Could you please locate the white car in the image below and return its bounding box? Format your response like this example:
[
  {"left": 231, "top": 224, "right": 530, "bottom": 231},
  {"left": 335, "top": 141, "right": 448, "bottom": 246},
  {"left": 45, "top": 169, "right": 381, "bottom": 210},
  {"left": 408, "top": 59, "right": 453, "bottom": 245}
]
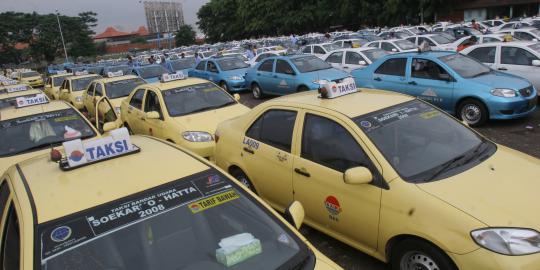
[
  {"left": 461, "top": 41, "right": 540, "bottom": 93},
  {"left": 406, "top": 34, "right": 457, "bottom": 51},
  {"left": 363, "top": 39, "right": 417, "bottom": 53},
  {"left": 492, "top": 21, "right": 533, "bottom": 32},
  {"left": 332, "top": 39, "right": 365, "bottom": 48},
  {"left": 482, "top": 19, "right": 505, "bottom": 28},
  {"left": 497, "top": 27, "right": 540, "bottom": 42},
  {"left": 322, "top": 48, "right": 389, "bottom": 72},
  {"left": 301, "top": 43, "right": 341, "bottom": 59},
  {"left": 247, "top": 52, "right": 279, "bottom": 67}
]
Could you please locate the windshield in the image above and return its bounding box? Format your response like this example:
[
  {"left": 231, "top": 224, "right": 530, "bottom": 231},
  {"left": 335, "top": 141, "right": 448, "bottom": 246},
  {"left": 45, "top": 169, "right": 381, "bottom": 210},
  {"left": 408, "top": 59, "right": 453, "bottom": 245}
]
[
  {"left": 163, "top": 83, "right": 236, "bottom": 117},
  {"left": 439, "top": 54, "right": 491, "bottom": 78},
  {"left": 408, "top": 28, "right": 421, "bottom": 34},
  {"left": 292, "top": 56, "right": 331, "bottom": 73},
  {"left": 138, "top": 65, "right": 168, "bottom": 79},
  {"left": 227, "top": 54, "right": 248, "bottom": 61},
  {"left": 395, "top": 40, "right": 416, "bottom": 50},
  {"left": 217, "top": 58, "right": 249, "bottom": 71},
  {"left": 529, "top": 43, "right": 540, "bottom": 54},
  {"left": 354, "top": 100, "right": 494, "bottom": 182},
  {"left": 21, "top": 71, "right": 40, "bottom": 78},
  {"left": 0, "top": 109, "right": 96, "bottom": 157},
  {"left": 105, "top": 78, "right": 145, "bottom": 99},
  {"left": 363, "top": 49, "right": 389, "bottom": 62},
  {"left": 431, "top": 35, "right": 452, "bottom": 44},
  {"left": 52, "top": 75, "right": 70, "bottom": 87},
  {"left": 72, "top": 76, "right": 100, "bottom": 91},
  {"left": 170, "top": 58, "right": 195, "bottom": 71},
  {"left": 322, "top": 44, "right": 341, "bottom": 52},
  {"left": 38, "top": 170, "right": 310, "bottom": 270}
]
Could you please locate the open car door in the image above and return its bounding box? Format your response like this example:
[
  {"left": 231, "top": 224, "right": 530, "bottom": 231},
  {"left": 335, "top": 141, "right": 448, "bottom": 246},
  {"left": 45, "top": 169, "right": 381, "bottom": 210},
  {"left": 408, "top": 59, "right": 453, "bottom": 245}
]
[{"left": 94, "top": 96, "right": 122, "bottom": 134}]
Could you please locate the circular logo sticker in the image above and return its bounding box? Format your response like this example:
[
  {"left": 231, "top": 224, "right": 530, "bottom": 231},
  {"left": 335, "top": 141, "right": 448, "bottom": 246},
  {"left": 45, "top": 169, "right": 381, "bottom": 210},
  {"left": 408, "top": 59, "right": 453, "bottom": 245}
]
[
  {"left": 360, "top": 121, "right": 372, "bottom": 128},
  {"left": 324, "top": 196, "right": 342, "bottom": 216},
  {"left": 51, "top": 226, "right": 72, "bottom": 242},
  {"left": 69, "top": 150, "right": 84, "bottom": 162}
]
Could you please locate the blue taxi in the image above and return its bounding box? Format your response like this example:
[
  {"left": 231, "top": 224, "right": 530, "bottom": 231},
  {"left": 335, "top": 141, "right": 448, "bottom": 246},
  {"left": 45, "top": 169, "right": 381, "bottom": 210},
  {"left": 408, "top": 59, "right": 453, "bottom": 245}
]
[
  {"left": 188, "top": 56, "right": 249, "bottom": 92},
  {"left": 244, "top": 54, "right": 349, "bottom": 99},
  {"left": 351, "top": 51, "right": 537, "bottom": 126}
]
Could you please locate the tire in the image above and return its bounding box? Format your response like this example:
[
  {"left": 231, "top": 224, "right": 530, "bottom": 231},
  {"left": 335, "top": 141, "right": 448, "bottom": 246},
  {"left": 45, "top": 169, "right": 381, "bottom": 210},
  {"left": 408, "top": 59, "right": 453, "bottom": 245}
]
[
  {"left": 219, "top": 81, "right": 229, "bottom": 92},
  {"left": 391, "top": 238, "right": 457, "bottom": 270},
  {"left": 457, "top": 99, "right": 488, "bottom": 127},
  {"left": 251, "top": 83, "right": 264, "bottom": 99},
  {"left": 231, "top": 169, "right": 257, "bottom": 194},
  {"left": 297, "top": 86, "right": 309, "bottom": 92}
]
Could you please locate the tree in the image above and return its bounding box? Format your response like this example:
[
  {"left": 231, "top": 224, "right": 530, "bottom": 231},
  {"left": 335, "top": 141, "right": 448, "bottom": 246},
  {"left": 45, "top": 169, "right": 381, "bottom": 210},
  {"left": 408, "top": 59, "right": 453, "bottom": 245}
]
[
  {"left": 130, "top": 36, "right": 148, "bottom": 44},
  {"left": 175, "top": 24, "right": 196, "bottom": 46}
]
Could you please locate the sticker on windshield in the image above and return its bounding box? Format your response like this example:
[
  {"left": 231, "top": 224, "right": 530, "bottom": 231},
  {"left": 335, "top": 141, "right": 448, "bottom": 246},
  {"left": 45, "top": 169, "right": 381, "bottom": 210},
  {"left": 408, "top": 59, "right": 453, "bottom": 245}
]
[
  {"left": 50, "top": 226, "right": 72, "bottom": 242},
  {"left": 420, "top": 110, "right": 440, "bottom": 120},
  {"left": 357, "top": 101, "right": 437, "bottom": 133},
  {"left": 189, "top": 190, "right": 240, "bottom": 214}
]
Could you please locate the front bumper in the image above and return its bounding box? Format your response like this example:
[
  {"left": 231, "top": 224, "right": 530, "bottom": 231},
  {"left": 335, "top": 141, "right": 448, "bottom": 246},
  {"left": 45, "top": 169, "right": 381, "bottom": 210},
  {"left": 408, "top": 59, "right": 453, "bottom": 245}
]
[
  {"left": 451, "top": 247, "right": 540, "bottom": 270},
  {"left": 27, "top": 80, "right": 44, "bottom": 88},
  {"left": 488, "top": 95, "right": 537, "bottom": 120},
  {"left": 182, "top": 140, "right": 216, "bottom": 161},
  {"left": 226, "top": 80, "right": 247, "bottom": 92}
]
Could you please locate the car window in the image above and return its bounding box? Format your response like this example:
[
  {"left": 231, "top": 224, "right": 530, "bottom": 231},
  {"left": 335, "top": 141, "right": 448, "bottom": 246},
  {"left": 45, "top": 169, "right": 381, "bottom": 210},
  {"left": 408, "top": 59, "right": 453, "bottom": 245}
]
[
  {"left": 0, "top": 204, "right": 20, "bottom": 270},
  {"left": 313, "top": 46, "right": 325, "bottom": 54},
  {"left": 195, "top": 61, "right": 205, "bottom": 71},
  {"left": 501, "top": 23, "right": 514, "bottom": 30},
  {"left": 144, "top": 90, "right": 162, "bottom": 117},
  {"left": 104, "top": 78, "right": 145, "bottom": 99},
  {"left": 367, "top": 42, "right": 379, "bottom": 48},
  {"left": 301, "top": 114, "right": 371, "bottom": 172},
  {"left": 406, "top": 37, "right": 416, "bottom": 44},
  {"left": 411, "top": 58, "right": 450, "bottom": 80},
  {"left": 345, "top": 52, "right": 366, "bottom": 65},
  {"left": 375, "top": 58, "right": 407, "bottom": 76},
  {"left": 420, "top": 37, "right": 437, "bottom": 46},
  {"left": 94, "top": 83, "right": 103, "bottom": 96},
  {"left": 467, "top": 47, "right": 496, "bottom": 63},
  {"left": 207, "top": 61, "right": 218, "bottom": 73},
  {"left": 482, "top": 37, "right": 499, "bottom": 43},
  {"left": 86, "top": 82, "right": 95, "bottom": 96},
  {"left": 302, "top": 46, "right": 311, "bottom": 53},
  {"left": 255, "top": 53, "right": 274, "bottom": 62},
  {"left": 326, "top": 51, "right": 344, "bottom": 64},
  {"left": 129, "top": 89, "right": 145, "bottom": 110},
  {"left": 258, "top": 59, "right": 274, "bottom": 72},
  {"left": 501, "top": 47, "right": 539, "bottom": 66},
  {"left": 515, "top": 32, "right": 535, "bottom": 41},
  {"left": 275, "top": 60, "right": 295, "bottom": 75},
  {"left": 246, "top": 110, "right": 297, "bottom": 152},
  {"left": 493, "top": 21, "right": 503, "bottom": 26},
  {"left": 65, "top": 80, "right": 71, "bottom": 91},
  {"left": 73, "top": 76, "right": 100, "bottom": 92},
  {"left": 217, "top": 58, "right": 249, "bottom": 71},
  {"left": 381, "top": 42, "right": 397, "bottom": 52}
]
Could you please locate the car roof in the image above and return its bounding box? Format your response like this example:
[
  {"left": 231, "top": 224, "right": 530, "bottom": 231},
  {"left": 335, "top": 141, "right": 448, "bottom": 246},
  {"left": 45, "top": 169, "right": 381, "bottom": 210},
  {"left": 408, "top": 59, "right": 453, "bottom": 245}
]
[
  {"left": 468, "top": 41, "right": 537, "bottom": 47},
  {"left": 391, "top": 50, "right": 454, "bottom": 58},
  {"left": 13, "top": 136, "right": 211, "bottom": 223},
  {"left": 268, "top": 89, "right": 414, "bottom": 118},
  {"left": 66, "top": 74, "right": 101, "bottom": 81},
  {"left": 151, "top": 77, "right": 212, "bottom": 91},
  {"left": 94, "top": 74, "right": 139, "bottom": 83},
  {"left": 49, "top": 73, "right": 73, "bottom": 78},
  {"left": 0, "top": 89, "right": 43, "bottom": 100},
  {"left": 0, "top": 100, "right": 72, "bottom": 121}
]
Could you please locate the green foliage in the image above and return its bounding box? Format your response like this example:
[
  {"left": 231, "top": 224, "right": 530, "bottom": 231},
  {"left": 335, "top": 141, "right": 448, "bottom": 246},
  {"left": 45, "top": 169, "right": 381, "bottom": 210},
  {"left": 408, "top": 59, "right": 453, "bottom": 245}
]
[
  {"left": 130, "top": 36, "right": 148, "bottom": 44},
  {"left": 175, "top": 24, "right": 197, "bottom": 46},
  {"left": 197, "top": 0, "right": 456, "bottom": 42}
]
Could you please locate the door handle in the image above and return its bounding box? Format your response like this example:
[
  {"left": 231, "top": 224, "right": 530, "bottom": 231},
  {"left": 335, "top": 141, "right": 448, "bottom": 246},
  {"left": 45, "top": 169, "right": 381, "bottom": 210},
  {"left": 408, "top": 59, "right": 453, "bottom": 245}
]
[
  {"left": 294, "top": 168, "right": 310, "bottom": 177},
  {"left": 140, "top": 117, "right": 145, "bottom": 121},
  {"left": 243, "top": 147, "right": 254, "bottom": 154},
  {"left": 408, "top": 81, "right": 417, "bottom": 85},
  {"left": 374, "top": 77, "right": 382, "bottom": 81},
  {"left": 498, "top": 67, "right": 508, "bottom": 71}
]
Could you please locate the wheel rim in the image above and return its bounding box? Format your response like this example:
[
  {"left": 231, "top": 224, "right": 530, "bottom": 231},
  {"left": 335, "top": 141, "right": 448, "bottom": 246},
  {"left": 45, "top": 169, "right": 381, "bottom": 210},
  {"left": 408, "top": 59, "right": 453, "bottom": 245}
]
[
  {"left": 461, "top": 104, "right": 481, "bottom": 125},
  {"left": 400, "top": 251, "right": 440, "bottom": 270},
  {"left": 238, "top": 176, "right": 252, "bottom": 190},
  {"left": 252, "top": 85, "right": 261, "bottom": 98}
]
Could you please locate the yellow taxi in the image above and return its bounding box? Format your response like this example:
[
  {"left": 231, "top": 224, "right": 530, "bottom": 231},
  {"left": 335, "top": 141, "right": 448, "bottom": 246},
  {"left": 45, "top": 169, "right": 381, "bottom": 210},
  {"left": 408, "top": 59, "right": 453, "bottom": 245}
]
[
  {"left": 43, "top": 71, "right": 72, "bottom": 100},
  {"left": 0, "top": 86, "right": 46, "bottom": 110},
  {"left": 0, "top": 96, "right": 101, "bottom": 175},
  {"left": 17, "top": 69, "right": 44, "bottom": 88},
  {"left": 57, "top": 72, "right": 102, "bottom": 110},
  {"left": 214, "top": 79, "right": 540, "bottom": 270},
  {"left": 120, "top": 73, "right": 249, "bottom": 160},
  {"left": 0, "top": 129, "right": 341, "bottom": 270},
  {"left": 82, "top": 71, "right": 144, "bottom": 117}
]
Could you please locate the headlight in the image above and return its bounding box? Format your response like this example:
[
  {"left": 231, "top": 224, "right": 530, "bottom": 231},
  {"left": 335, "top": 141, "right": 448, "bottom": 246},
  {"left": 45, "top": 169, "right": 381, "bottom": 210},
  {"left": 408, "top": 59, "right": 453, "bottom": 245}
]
[
  {"left": 491, "top": 88, "right": 517, "bottom": 98},
  {"left": 182, "top": 131, "right": 213, "bottom": 142},
  {"left": 229, "top": 76, "right": 243, "bottom": 80},
  {"left": 115, "top": 107, "right": 121, "bottom": 114},
  {"left": 75, "top": 96, "right": 83, "bottom": 102},
  {"left": 312, "top": 79, "right": 328, "bottom": 85},
  {"left": 471, "top": 228, "right": 540, "bottom": 255}
]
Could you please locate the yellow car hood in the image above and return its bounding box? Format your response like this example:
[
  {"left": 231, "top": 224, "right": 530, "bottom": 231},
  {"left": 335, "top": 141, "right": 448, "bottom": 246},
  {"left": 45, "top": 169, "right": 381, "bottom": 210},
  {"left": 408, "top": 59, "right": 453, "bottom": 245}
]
[
  {"left": 172, "top": 103, "right": 249, "bottom": 133},
  {"left": 0, "top": 149, "right": 50, "bottom": 175},
  {"left": 417, "top": 145, "right": 540, "bottom": 229}
]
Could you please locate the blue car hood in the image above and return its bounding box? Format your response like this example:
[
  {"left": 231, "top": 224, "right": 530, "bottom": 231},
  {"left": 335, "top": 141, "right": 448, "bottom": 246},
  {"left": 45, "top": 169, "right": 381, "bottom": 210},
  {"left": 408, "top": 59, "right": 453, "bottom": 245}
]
[
  {"left": 222, "top": 68, "right": 249, "bottom": 77},
  {"left": 468, "top": 71, "right": 530, "bottom": 90},
  {"left": 305, "top": 68, "right": 349, "bottom": 81}
]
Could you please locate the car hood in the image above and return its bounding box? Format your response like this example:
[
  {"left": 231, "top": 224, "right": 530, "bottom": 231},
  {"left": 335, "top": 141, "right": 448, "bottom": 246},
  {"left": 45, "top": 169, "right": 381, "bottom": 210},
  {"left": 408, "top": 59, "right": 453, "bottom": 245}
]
[
  {"left": 172, "top": 103, "right": 249, "bottom": 133},
  {"left": 221, "top": 68, "right": 249, "bottom": 78},
  {"left": 304, "top": 68, "right": 349, "bottom": 81},
  {"left": 467, "top": 71, "right": 530, "bottom": 90},
  {"left": 417, "top": 146, "right": 540, "bottom": 229}
]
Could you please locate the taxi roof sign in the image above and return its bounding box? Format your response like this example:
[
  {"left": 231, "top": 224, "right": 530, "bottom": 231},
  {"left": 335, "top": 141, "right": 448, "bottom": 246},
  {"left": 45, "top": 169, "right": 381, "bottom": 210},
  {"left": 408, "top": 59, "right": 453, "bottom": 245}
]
[
  {"left": 15, "top": 94, "right": 48, "bottom": 108},
  {"left": 74, "top": 70, "right": 89, "bottom": 76},
  {"left": 55, "top": 70, "right": 68, "bottom": 75},
  {"left": 1, "top": 80, "right": 18, "bottom": 86},
  {"left": 107, "top": 70, "right": 124, "bottom": 78},
  {"left": 318, "top": 77, "right": 358, "bottom": 99},
  {"left": 5, "top": 84, "right": 29, "bottom": 93},
  {"left": 161, "top": 72, "right": 187, "bottom": 83}
]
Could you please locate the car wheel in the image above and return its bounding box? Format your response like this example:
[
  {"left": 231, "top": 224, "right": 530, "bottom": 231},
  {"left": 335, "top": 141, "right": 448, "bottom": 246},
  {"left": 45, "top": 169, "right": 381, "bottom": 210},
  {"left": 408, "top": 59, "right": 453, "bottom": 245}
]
[
  {"left": 251, "top": 83, "right": 264, "bottom": 99},
  {"left": 220, "top": 81, "right": 229, "bottom": 92},
  {"left": 391, "top": 238, "right": 457, "bottom": 270},
  {"left": 297, "top": 86, "right": 309, "bottom": 92},
  {"left": 457, "top": 99, "right": 488, "bottom": 127},
  {"left": 231, "top": 169, "right": 257, "bottom": 194}
]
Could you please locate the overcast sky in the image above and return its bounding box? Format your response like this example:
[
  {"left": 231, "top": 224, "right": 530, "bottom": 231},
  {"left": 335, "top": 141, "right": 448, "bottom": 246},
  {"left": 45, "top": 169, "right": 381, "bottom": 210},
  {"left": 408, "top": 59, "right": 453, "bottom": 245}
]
[{"left": 0, "top": 0, "right": 209, "bottom": 33}]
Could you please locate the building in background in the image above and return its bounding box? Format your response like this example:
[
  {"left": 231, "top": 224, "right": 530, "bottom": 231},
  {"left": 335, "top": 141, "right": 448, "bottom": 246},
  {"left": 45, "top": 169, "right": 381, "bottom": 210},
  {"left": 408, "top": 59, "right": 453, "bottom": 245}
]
[
  {"left": 440, "top": 0, "right": 540, "bottom": 22},
  {"left": 144, "top": 1, "right": 184, "bottom": 34}
]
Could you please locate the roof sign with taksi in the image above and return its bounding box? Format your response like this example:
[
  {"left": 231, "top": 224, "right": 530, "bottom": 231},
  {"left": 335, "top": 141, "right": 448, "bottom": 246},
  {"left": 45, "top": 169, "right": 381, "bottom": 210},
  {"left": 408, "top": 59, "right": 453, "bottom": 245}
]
[
  {"left": 319, "top": 77, "right": 358, "bottom": 99},
  {"left": 6, "top": 84, "right": 29, "bottom": 93},
  {"left": 161, "top": 71, "right": 187, "bottom": 83},
  {"left": 15, "top": 94, "right": 48, "bottom": 108},
  {"left": 1, "top": 80, "right": 18, "bottom": 86},
  {"left": 55, "top": 70, "right": 68, "bottom": 75},
  {"left": 74, "top": 70, "right": 89, "bottom": 76},
  {"left": 107, "top": 70, "right": 124, "bottom": 78}
]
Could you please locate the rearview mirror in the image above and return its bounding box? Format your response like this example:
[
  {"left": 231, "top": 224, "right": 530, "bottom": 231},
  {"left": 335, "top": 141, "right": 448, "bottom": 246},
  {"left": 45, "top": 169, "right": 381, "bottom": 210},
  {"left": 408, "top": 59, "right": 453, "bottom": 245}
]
[
  {"left": 233, "top": 93, "right": 241, "bottom": 101},
  {"left": 344, "top": 167, "right": 372, "bottom": 185},
  {"left": 532, "top": 60, "right": 540, "bottom": 67},
  {"left": 146, "top": 111, "right": 160, "bottom": 119},
  {"left": 102, "top": 122, "right": 118, "bottom": 133},
  {"left": 359, "top": 60, "right": 367, "bottom": 66},
  {"left": 284, "top": 201, "right": 305, "bottom": 230}
]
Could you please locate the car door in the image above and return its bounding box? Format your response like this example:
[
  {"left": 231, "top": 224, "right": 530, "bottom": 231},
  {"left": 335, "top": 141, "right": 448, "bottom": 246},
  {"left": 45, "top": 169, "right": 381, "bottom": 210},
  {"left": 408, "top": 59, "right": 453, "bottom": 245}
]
[
  {"left": 344, "top": 51, "right": 368, "bottom": 71},
  {"left": 240, "top": 108, "right": 297, "bottom": 211},
  {"left": 465, "top": 46, "right": 497, "bottom": 68},
  {"left": 125, "top": 88, "right": 146, "bottom": 134},
  {"left": 371, "top": 57, "right": 408, "bottom": 92},
  {"left": 255, "top": 59, "right": 275, "bottom": 92},
  {"left": 87, "top": 83, "right": 104, "bottom": 116},
  {"left": 325, "top": 51, "right": 345, "bottom": 70},
  {"left": 292, "top": 112, "right": 381, "bottom": 252},
  {"left": 0, "top": 180, "right": 22, "bottom": 270},
  {"left": 191, "top": 60, "right": 207, "bottom": 79},
  {"left": 206, "top": 61, "right": 220, "bottom": 83},
  {"left": 271, "top": 60, "right": 296, "bottom": 94},
  {"left": 140, "top": 89, "right": 165, "bottom": 137},
  {"left": 497, "top": 46, "right": 540, "bottom": 90},
  {"left": 302, "top": 46, "right": 312, "bottom": 54},
  {"left": 83, "top": 82, "right": 96, "bottom": 112},
  {"left": 94, "top": 96, "right": 121, "bottom": 134},
  {"left": 408, "top": 58, "right": 455, "bottom": 111}
]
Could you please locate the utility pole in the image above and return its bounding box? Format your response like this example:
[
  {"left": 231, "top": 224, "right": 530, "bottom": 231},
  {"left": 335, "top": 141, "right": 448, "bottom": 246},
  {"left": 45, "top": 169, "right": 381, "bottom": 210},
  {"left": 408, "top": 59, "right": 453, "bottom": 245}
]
[{"left": 55, "top": 10, "right": 69, "bottom": 63}]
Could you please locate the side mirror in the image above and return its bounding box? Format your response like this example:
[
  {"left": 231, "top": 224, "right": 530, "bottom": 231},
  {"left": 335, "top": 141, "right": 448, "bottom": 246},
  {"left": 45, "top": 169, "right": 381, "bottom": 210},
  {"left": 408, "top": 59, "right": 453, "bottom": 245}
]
[
  {"left": 233, "top": 93, "right": 241, "bottom": 101},
  {"left": 146, "top": 111, "right": 160, "bottom": 119},
  {"left": 343, "top": 167, "right": 373, "bottom": 185},
  {"left": 532, "top": 60, "right": 540, "bottom": 67},
  {"left": 533, "top": 38, "right": 539, "bottom": 42},
  {"left": 284, "top": 201, "right": 305, "bottom": 230},
  {"left": 359, "top": 60, "right": 367, "bottom": 66},
  {"left": 102, "top": 122, "right": 118, "bottom": 133}
]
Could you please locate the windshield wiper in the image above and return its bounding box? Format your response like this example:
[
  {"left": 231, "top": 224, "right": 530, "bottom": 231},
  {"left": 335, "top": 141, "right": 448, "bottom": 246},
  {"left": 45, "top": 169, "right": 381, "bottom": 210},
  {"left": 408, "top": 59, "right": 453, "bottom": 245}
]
[{"left": 424, "top": 154, "right": 467, "bottom": 182}]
